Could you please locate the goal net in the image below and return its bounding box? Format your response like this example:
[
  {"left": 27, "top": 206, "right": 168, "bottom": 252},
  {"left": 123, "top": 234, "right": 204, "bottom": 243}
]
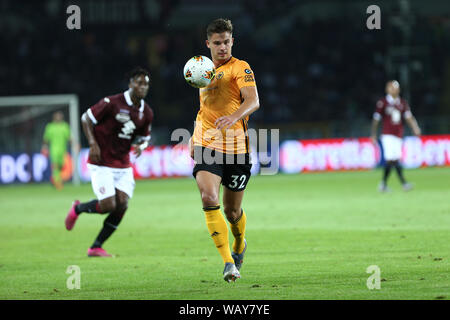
[{"left": 0, "top": 95, "right": 81, "bottom": 185}]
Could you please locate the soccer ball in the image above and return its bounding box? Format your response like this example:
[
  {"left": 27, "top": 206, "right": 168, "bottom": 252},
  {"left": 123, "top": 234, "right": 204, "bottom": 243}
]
[{"left": 183, "top": 55, "right": 215, "bottom": 88}]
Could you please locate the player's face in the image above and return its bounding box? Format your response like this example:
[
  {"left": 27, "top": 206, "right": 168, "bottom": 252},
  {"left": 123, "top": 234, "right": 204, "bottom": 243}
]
[
  {"left": 130, "top": 75, "right": 150, "bottom": 99},
  {"left": 53, "top": 111, "right": 64, "bottom": 122},
  {"left": 386, "top": 81, "right": 400, "bottom": 97},
  {"left": 206, "top": 32, "right": 234, "bottom": 63}
]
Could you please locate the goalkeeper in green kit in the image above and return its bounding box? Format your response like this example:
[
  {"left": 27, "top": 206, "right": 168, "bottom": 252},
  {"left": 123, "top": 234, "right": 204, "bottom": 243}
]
[{"left": 41, "top": 111, "right": 72, "bottom": 190}]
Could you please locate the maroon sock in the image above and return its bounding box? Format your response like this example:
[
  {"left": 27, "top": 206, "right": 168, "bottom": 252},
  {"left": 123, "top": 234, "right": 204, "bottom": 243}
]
[
  {"left": 91, "top": 212, "right": 124, "bottom": 248},
  {"left": 75, "top": 200, "right": 102, "bottom": 215}
]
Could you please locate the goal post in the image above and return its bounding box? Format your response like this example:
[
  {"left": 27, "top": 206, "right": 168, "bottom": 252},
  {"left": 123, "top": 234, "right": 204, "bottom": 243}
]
[{"left": 0, "top": 94, "right": 81, "bottom": 185}]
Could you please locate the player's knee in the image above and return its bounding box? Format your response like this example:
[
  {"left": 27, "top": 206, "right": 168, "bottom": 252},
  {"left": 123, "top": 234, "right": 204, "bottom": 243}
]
[
  {"left": 100, "top": 198, "right": 117, "bottom": 213},
  {"left": 201, "top": 192, "right": 219, "bottom": 207},
  {"left": 224, "top": 206, "right": 241, "bottom": 222}
]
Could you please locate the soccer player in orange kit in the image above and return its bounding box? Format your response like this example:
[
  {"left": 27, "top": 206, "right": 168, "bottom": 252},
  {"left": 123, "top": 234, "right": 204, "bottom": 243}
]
[{"left": 190, "top": 18, "right": 260, "bottom": 282}]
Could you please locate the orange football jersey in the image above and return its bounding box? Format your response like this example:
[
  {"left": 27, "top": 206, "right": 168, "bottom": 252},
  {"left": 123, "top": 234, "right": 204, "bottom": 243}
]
[{"left": 193, "top": 56, "right": 256, "bottom": 154}]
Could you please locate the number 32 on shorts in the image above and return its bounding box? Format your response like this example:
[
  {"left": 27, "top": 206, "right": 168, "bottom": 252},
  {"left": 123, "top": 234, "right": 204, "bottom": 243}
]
[{"left": 228, "top": 175, "right": 247, "bottom": 190}]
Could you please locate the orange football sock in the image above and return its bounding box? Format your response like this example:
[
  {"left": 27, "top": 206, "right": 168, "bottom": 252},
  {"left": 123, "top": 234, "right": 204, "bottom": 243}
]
[
  {"left": 204, "top": 205, "right": 234, "bottom": 264},
  {"left": 229, "top": 209, "right": 247, "bottom": 254}
]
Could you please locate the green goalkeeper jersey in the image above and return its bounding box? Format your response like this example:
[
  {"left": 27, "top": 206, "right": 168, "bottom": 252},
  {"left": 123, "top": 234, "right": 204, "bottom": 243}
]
[{"left": 43, "top": 122, "right": 71, "bottom": 163}]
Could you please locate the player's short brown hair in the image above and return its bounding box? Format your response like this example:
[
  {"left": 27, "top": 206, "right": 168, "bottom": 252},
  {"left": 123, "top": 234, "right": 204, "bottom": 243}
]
[{"left": 207, "top": 18, "right": 233, "bottom": 38}]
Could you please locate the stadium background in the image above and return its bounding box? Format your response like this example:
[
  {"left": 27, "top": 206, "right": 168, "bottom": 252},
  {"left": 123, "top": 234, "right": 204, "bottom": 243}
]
[
  {"left": 1, "top": 0, "right": 450, "bottom": 302},
  {"left": 1, "top": 0, "right": 449, "bottom": 184},
  {"left": 1, "top": 0, "right": 449, "bottom": 153}
]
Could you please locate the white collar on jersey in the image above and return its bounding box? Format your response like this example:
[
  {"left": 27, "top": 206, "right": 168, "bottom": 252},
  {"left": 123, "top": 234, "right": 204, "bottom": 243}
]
[
  {"left": 386, "top": 94, "right": 400, "bottom": 105},
  {"left": 124, "top": 89, "right": 145, "bottom": 112}
]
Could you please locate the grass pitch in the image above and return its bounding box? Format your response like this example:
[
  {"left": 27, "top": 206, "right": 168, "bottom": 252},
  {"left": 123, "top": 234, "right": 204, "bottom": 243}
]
[{"left": 0, "top": 167, "right": 449, "bottom": 300}]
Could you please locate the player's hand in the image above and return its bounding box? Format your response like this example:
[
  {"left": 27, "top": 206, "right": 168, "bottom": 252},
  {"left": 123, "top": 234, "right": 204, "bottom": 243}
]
[
  {"left": 215, "top": 114, "right": 239, "bottom": 131},
  {"left": 40, "top": 145, "right": 49, "bottom": 157},
  {"left": 133, "top": 142, "right": 149, "bottom": 158},
  {"left": 189, "top": 137, "right": 194, "bottom": 159},
  {"left": 414, "top": 128, "right": 422, "bottom": 137},
  {"left": 370, "top": 135, "right": 378, "bottom": 145},
  {"left": 89, "top": 143, "right": 101, "bottom": 163},
  {"left": 132, "top": 144, "right": 143, "bottom": 158}
]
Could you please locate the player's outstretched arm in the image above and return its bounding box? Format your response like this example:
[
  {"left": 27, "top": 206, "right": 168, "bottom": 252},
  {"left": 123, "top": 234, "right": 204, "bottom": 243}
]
[
  {"left": 81, "top": 112, "right": 101, "bottom": 162},
  {"left": 215, "top": 86, "right": 260, "bottom": 130}
]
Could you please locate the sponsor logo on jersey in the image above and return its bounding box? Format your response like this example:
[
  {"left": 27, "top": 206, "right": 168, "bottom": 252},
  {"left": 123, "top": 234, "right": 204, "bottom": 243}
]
[
  {"left": 244, "top": 74, "right": 255, "bottom": 82},
  {"left": 244, "top": 69, "right": 252, "bottom": 74},
  {"left": 116, "top": 113, "right": 131, "bottom": 123}
]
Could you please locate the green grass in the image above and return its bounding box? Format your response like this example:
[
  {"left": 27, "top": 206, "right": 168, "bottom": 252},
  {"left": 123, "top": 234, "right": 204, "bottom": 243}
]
[{"left": 0, "top": 167, "right": 449, "bottom": 300}]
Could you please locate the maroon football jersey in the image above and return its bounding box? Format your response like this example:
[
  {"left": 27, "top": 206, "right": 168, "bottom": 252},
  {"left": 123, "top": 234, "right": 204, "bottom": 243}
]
[
  {"left": 86, "top": 90, "right": 154, "bottom": 168},
  {"left": 373, "top": 95, "right": 412, "bottom": 138}
]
